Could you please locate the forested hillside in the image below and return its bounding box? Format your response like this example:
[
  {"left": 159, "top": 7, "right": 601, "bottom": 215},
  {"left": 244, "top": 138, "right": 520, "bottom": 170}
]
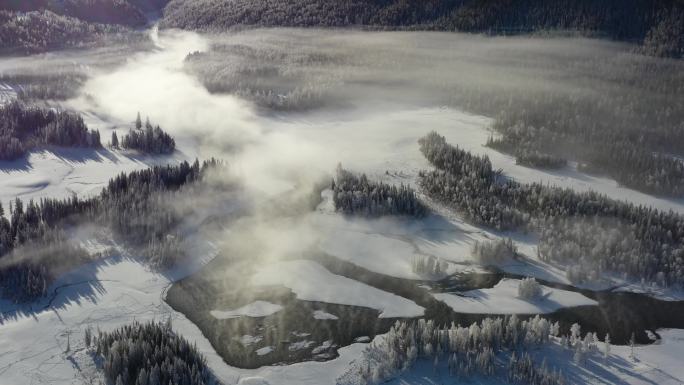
[
  {"left": 0, "top": 0, "right": 167, "bottom": 54},
  {"left": 0, "top": 0, "right": 158, "bottom": 26},
  {"left": 161, "top": 0, "right": 684, "bottom": 58},
  {"left": 0, "top": 10, "right": 135, "bottom": 54}
]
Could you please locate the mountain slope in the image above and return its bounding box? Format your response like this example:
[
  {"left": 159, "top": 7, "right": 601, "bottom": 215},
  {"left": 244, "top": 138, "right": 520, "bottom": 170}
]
[
  {"left": 0, "top": 0, "right": 169, "bottom": 26},
  {"left": 160, "top": 0, "right": 684, "bottom": 57}
]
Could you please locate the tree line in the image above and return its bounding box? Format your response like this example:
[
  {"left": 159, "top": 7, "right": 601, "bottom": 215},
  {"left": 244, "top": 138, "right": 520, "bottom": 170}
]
[
  {"left": 0, "top": 159, "right": 221, "bottom": 302},
  {"left": 0, "top": 101, "right": 101, "bottom": 160},
  {"left": 486, "top": 136, "right": 567, "bottom": 170},
  {"left": 338, "top": 315, "right": 610, "bottom": 385},
  {"left": 418, "top": 132, "right": 684, "bottom": 287}
]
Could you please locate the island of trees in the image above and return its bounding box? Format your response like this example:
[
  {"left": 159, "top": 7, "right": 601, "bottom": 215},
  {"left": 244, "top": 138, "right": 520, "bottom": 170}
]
[
  {"left": 332, "top": 165, "right": 426, "bottom": 217},
  {"left": 111, "top": 113, "right": 176, "bottom": 155}
]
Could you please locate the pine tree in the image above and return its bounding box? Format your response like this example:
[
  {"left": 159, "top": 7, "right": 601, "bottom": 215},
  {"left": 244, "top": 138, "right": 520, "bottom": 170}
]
[
  {"left": 570, "top": 323, "right": 581, "bottom": 344},
  {"left": 604, "top": 334, "right": 611, "bottom": 359},
  {"left": 111, "top": 131, "right": 119, "bottom": 148},
  {"left": 85, "top": 325, "right": 92, "bottom": 348},
  {"left": 135, "top": 112, "right": 142, "bottom": 130},
  {"left": 573, "top": 343, "right": 583, "bottom": 365}
]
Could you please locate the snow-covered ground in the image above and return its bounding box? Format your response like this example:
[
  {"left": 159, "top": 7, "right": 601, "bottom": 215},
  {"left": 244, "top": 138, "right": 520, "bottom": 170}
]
[
  {"left": 0, "top": 251, "right": 679, "bottom": 385},
  {"left": 305, "top": 188, "right": 488, "bottom": 281},
  {"left": 0, "top": 105, "right": 199, "bottom": 211},
  {"left": 211, "top": 301, "right": 284, "bottom": 320},
  {"left": 385, "top": 329, "right": 684, "bottom": 385},
  {"left": 0, "top": 81, "right": 17, "bottom": 105},
  {"left": 611, "top": 284, "right": 684, "bottom": 302},
  {"left": 260, "top": 105, "right": 684, "bottom": 215},
  {"left": 250, "top": 260, "right": 425, "bottom": 318},
  {"left": 237, "top": 335, "right": 264, "bottom": 347},
  {"left": 313, "top": 310, "right": 339, "bottom": 320},
  {"left": 314, "top": 209, "right": 485, "bottom": 281},
  {"left": 0, "top": 146, "right": 194, "bottom": 210},
  {"left": 433, "top": 278, "right": 598, "bottom": 314}
]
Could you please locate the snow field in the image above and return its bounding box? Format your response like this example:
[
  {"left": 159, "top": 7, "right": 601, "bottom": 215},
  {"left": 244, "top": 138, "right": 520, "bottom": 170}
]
[
  {"left": 250, "top": 259, "right": 425, "bottom": 318},
  {"left": 433, "top": 278, "right": 598, "bottom": 314}
]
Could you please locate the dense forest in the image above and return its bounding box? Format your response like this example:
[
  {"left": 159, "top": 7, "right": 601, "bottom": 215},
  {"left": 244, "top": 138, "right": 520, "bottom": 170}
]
[
  {"left": 162, "top": 0, "right": 684, "bottom": 58},
  {"left": 332, "top": 165, "right": 426, "bottom": 217},
  {"left": 0, "top": 101, "right": 101, "bottom": 160},
  {"left": 92, "top": 320, "right": 210, "bottom": 385},
  {"left": 0, "top": 159, "right": 220, "bottom": 302},
  {"left": 0, "top": 0, "right": 160, "bottom": 26},
  {"left": 338, "top": 315, "right": 605, "bottom": 385},
  {"left": 0, "top": 9, "right": 136, "bottom": 54},
  {"left": 418, "top": 132, "right": 684, "bottom": 287},
  {"left": 0, "top": 0, "right": 164, "bottom": 54}
]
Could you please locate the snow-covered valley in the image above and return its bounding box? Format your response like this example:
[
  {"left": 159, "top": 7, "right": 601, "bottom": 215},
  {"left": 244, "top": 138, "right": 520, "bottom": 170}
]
[{"left": 1, "top": 27, "right": 684, "bottom": 385}]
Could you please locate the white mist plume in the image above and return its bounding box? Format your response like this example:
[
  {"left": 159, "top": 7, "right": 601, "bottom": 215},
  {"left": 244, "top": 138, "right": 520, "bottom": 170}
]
[{"left": 70, "top": 28, "right": 261, "bottom": 152}]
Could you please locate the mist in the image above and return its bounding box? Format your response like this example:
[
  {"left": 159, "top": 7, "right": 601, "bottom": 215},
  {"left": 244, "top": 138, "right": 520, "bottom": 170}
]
[
  {"left": 37, "top": 27, "right": 680, "bottom": 312},
  {"left": 68, "top": 27, "right": 684, "bottom": 195}
]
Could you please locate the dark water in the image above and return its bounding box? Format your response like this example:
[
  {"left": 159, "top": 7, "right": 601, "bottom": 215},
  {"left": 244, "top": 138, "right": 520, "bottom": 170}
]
[
  {"left": 319, "top": 255, "right": 684, "bottom": 345},
  {"left": 434, "top": 269, "right": 684, "bottom": 344},
  {"left": 166, "top": 252, "right": 684, "bottom": 368}
]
